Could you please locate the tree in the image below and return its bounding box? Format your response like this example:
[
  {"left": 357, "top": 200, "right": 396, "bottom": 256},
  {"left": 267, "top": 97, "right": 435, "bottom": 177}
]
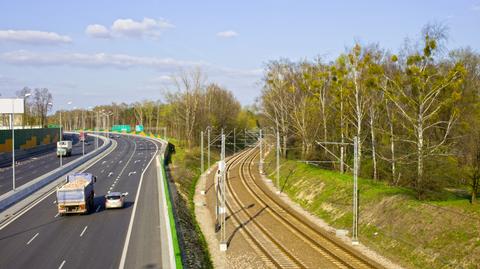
[
  {"left": 16, "top": 87, "right": 32, "bottom": 127},
  {"left": 32, "top": 88, "right": 53, "bottom": 127},
  {"left": 451, "top": 48, "right": 480, "bottom": 203},
  {"left": 383, "top": 34, "right": 464, "bottom": 197}
]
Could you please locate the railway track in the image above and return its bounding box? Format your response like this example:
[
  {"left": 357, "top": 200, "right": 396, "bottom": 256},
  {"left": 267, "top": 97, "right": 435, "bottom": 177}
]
[{"left": 223, "top": 146, "right": 384, "bottom": 269}]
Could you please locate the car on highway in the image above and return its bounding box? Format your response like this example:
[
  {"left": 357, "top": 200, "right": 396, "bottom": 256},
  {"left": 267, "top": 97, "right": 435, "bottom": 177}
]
[
  {"left": 115, "top": 134, "right": 120, "bottom": 138},
  {"left": 104, "top": 192, "right": 128, "bottom": 209}
]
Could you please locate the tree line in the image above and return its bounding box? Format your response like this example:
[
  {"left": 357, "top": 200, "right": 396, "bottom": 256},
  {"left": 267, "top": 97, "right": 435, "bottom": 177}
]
[
  {"left": 51, "top": 68, "right": 257, "bottom": 148},
  {"left": 259, "top": 24, "right": 480, "bottom": 201}
]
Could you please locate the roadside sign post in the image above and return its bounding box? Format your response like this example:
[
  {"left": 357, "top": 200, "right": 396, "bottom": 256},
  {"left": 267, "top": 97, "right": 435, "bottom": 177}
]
[{"left": 1, "top": 98, "right": 25, "bottom": 192}]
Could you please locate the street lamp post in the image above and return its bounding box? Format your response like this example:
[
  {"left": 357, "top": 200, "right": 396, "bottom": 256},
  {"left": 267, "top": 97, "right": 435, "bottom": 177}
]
[
  {"left": 11, "top": 100, "right": 15, "bottom": 191},
  {"left": 82, "top": 109, "right": 85, "bottom": 156}
]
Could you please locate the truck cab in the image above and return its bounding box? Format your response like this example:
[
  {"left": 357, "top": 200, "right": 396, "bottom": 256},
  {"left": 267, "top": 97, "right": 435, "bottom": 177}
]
[{"left": 57, "top": 140, "right": 73, "bottom": 157}]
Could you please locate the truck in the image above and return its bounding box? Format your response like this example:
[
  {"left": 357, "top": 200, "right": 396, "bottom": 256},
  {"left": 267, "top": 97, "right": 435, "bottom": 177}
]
[
  {"left": 57, "top": 140, "right": 72, "bottom": 157},
  {"left": 56, "top": 172, "right": 97, "bottom": 215}
]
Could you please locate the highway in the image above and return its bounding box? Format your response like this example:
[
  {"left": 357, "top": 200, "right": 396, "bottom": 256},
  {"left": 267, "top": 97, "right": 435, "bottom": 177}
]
[
  {"left": 0, "top": 134, "right": 103, "bottom": 196},
  {"left": 0, "top": 134, "right": 165, "bottom": 269}
]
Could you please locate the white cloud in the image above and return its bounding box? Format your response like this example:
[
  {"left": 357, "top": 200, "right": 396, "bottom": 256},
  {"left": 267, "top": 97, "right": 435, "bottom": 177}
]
[
  {"left": 86, "top": 17, "right": 174, "bottom": 39},
  {"left": 85, "top": 24, "right": 111, "bottom": 39},
  {"left": 216, "top": 30, "right": 239, "bottom": 38},
  {"left": 0, "top": 50, "right": 203, "bottom": 70},
  {"left": 472, "top": 4, "right": 480, "bottom": 11},
  {"left": 0, "top": 30, "right": 72, "bottom": 45},
  {"left": 151, "top": 75, "right": 174, "bottom": 82}
]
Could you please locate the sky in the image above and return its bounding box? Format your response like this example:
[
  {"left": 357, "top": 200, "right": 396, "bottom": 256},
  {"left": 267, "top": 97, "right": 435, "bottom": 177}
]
[{"left": 0, "top": 0, "right": 479, "bottom": 111}]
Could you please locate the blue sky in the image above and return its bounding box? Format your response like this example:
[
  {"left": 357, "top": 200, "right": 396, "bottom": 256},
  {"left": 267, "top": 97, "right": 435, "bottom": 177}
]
[{"left": 0, "top": 0, "right": 479, "bottom": 111}]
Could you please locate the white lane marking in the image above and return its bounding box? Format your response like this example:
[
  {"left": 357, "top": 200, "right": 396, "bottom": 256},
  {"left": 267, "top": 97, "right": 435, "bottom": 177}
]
[
  {"left": 108, "top": 172, "right": 113, "bottom": 177},
  {"left": 26, "top": 233, "right": 39, "bottom": 245},
  {"left": 54, "top": 212, "right": 60, "bottom": 218},
  {"left": 119, "top": 160, "right": 123, "bottom": 164},
  {"left": 119, "top": 137, "right": 158, "bottom": 269},
  {"left": 95, "top": 205, "right": 101, "bottom": 212},
  {"left": 58, "top": 260, "right": 66, "bottom": 269},
  {"left": 101, "top": 169, "right": 105, "bottom": 173},
  {"left": 80, "top": 225, "right": 88, "bottom": 237},
  {"left": 128, "top": 171, "right": 136, "bottom": 176},
  {"left": 102, "top": 161, "right": 106, "bottom": 164},
  {"left": 53, "top": 200, "right": 56, "bottom": 204}
]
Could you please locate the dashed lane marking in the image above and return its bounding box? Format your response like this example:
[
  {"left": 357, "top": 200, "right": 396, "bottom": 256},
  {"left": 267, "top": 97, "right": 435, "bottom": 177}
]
[
  {"left": 58, "top": 260, "right": 66, "bottom": 269},
  {"left": 80, "top": 226, "right": 88, "bottom": 237},
  {"left": 26, "top": 233, "right": 39, "bottom": 245}
]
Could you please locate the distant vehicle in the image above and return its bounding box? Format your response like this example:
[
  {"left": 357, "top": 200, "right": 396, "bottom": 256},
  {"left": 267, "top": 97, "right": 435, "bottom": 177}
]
[
  {"left": 56, "top": 173, "right": 97, "bottom": 215},
  {"left": 105, "top": 192, "right": 128, "bottom": 209},
  {"left": 57, "top": 141, "right": 72, "bottom": 157},
  {"left": 115, "top": 135, "right": 120, "bottom": 138}
]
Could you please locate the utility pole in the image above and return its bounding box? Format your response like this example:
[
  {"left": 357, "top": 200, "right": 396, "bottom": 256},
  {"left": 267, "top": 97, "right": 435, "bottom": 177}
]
[
  {"left": 244, "top": 129, "right": 247, "bottom": 148},
  {"left": 219, "top": 133, "right": 227, "bottom": 251},
  {"left": 207, "top": 127, "right": 211, "bottom": 170},
  {"left": 352, "top": 136, "right": 359, "bottom": 245},
  {"left": 315, "top": 138, "right": 360, "bottom": 245},
  {"left": 259, "top": 129, "right": 263, "bottom": 174},
  {"left": 201, "top": 131, "right": 204, "bottom": 173},
  {"left": 276, "top": 129, "right": 280, "bottom": 194}
]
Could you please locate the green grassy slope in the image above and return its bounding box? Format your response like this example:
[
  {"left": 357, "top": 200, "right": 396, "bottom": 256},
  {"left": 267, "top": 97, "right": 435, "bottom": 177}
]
[{"left": 263, "top": 153, "right": 480, "bottom": 269}]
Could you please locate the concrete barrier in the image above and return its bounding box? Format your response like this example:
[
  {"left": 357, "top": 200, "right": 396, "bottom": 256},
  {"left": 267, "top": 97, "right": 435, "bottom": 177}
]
[{"left": 0, "top": 133, "right": 111, "bottom": 212}]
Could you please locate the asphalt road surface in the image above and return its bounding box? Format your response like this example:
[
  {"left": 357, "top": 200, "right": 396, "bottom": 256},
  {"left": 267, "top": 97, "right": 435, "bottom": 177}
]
[
  {"left": 0, "top": 134, "right": 104, "bottom": 196},
  {"left": 0, "top": 134, "right": 164, "bottom": 269}
]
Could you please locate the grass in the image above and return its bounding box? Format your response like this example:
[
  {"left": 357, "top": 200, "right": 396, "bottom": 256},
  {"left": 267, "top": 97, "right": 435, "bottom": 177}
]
[
  {"left": 168, "top": 138, "right": 216, "bottom": 269},
  {"left": 263, "top": 153, "right": 480, "bottom": 269}
]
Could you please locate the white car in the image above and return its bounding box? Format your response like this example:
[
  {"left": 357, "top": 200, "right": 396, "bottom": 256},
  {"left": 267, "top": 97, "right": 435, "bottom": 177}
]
[{"left": 105, "top": 192, "right": 128, "bottom": 209}]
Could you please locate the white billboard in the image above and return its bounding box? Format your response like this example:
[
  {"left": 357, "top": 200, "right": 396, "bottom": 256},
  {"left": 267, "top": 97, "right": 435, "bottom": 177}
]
[{"left": 0, "top": 98, "right": 24, "bottom": 114}]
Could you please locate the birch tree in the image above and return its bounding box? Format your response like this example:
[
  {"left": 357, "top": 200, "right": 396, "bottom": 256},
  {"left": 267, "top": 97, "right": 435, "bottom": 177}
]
[{"left": 383, "top": 34, "right": 464, "bottom": 197}]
